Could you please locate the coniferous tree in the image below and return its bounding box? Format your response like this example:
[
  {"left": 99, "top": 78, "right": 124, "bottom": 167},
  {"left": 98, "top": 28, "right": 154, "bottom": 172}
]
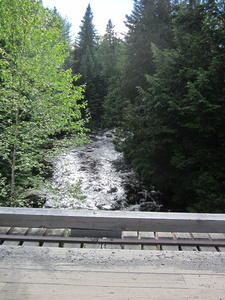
[
  {"left": 119, "top": 0, "right": 225, "bottom": 212},
  {"left": 100, "top": 20, "right": 118, "bottom": 82},
  {"left": 74, "top": 4, "right": 95, "bottom": 72},
  {"left": 102, "top": 0, "right": 174, "bottom": 131},
  {"left": 73, "top": 4, "right": 104, "bottom": 124},
  {"left": 124, "top": 0, "right": 174, "bottom": 100},
  {"left": 96, "top": 20, "right": 125, "bottom": 126},
  {"left": 113, "top": 0, "right": 174, "bottom": 149}
]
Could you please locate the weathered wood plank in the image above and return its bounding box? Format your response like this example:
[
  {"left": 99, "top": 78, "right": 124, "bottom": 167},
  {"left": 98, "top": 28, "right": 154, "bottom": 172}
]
[
  {"left": 0, "top": 227, "right": 11, "bottom": 235},
  {"left": 1, "top": 246, "right": 225, "bottom": 300},
  {"left": 192, "top": 233, "right": 217, "bottom": 252},
  {"left": 70, "top": 228, "right": 122, "bottom": 238},
  {"left": 85, "top": 243, "right": 102, "bottom": 249},
  {"left": 104, "top": 241, "right": 122, "bottom": 250},
  {"left": 22, "top": 228, "right": 47, "bottom": 247},
  {"left": 122, "top": 231, "right": 141, "bottom": 250},
  {"left": 209, "top": 233, "right": 225, "bottom": 252},
  {"left": 2, "top": 282, "right": 225, "bottom": 300},
  {"left": 1, "top": 227, "right": 28, "bottom": 246},
  {"left": 174, "top": 232, "right": 198, "bottom": 251},
  {"left": 156, "top": 232, "right": 179, "bottom": 251},
  {"left": 139, "top": 231, "right": 157, "bottom": 250},
  {"left": 61, "top": 229, "right": 82, "bottom": 248},
  {"left": 1, "top": 234, "right": 225, "bottom": 248},
  {"left": 1, "top": 207, "right": 225, "bottom": 233},
  {"left": 42, "top": 229, "right": 65, "bottom": 247}
]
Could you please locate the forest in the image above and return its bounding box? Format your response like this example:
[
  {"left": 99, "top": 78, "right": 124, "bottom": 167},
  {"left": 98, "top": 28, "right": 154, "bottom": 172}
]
[{"left": 0, "top": 0, "right": 224, "bottom": 212}]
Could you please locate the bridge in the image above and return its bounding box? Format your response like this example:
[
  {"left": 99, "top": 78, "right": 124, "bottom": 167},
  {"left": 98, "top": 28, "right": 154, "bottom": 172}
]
[{"left": 0, "top": 207, "right": 225, "bottom": 299}]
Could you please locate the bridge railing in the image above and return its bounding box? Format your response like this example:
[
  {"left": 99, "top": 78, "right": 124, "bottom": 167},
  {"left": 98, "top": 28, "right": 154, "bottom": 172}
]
[{"left": 0, "top": 207, "right": 225, "bottom": 237}]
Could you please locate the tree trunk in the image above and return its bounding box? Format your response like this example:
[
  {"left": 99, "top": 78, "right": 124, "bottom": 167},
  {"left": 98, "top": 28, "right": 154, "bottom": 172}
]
[{"left": 11, "top": 107, "right": 20, "bottom": 198}]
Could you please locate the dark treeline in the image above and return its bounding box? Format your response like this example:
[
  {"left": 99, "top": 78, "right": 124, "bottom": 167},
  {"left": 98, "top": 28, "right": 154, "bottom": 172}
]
[
  {"left": 1, "top": 0, "right": 225, "bottom": 212},
  {"left": 71, "top": 0, "right": 225, "bottom": 213}
]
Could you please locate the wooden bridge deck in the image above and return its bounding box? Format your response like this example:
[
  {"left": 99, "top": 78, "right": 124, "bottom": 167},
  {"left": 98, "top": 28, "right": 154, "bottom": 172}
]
[
  {"left": 0, "top": 208, "right": 225, "bottom": 299},
  {"left": 1, "top": 245, "right": 225, "bottom": 299},
  {"left": 1, "top": 226, "right": 225, "bottom": 251}
]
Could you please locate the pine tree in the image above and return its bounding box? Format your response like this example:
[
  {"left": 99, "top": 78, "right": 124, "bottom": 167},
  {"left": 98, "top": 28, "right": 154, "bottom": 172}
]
[
  {"left": 124, "top": 0, "right": 174, "bottom": 100},
  {"left": 120, "top": 0, "right": 225, "bottom": 212},
  {"left": 74, "top": 3, "right": 96, "bottom": 73},
  {"left": 73, "top": 4, "right": 104, "bottom": 124},
  {"left": 115, "top": 0, "right": 174, "bottom": 152},
  {"left": 97, "top": 20, "right": 125, "bottom": 127},
  {"left": 100, "top": 20, "right": 118, "bottom": 80}
]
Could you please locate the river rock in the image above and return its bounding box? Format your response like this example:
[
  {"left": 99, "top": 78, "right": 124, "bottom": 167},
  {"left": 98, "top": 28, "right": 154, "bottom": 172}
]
[
  {"left": 24, "top": 190, "right": 47, "bottom": 208},
  {"left": 86, "top": 147, "right": 94, "bottom": 152},
  {"left": 107, "top": 187, "right": 118, "bottom": 193}
]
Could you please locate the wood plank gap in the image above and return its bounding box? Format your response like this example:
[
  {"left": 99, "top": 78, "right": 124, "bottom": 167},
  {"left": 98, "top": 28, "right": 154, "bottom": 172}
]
[
  {"left": 154, "top": 232, "right": 162, "bottom": 250},
  {"left": 39, "top": 228, "right": 50, "bottom": 247},
  {"left": 189, "top": 232, "right": 201, "bottom": 251},
  {"left": 18, "top": 228, "right": 31, "bottom": 246},
  {"left": 0, "top": 227, "right": 11, "bottom": 244},
  {"left": 59, "top": 229, "right": 68, "bottom": 248},
  {"left": 172, "top": 233, "right": 182, "bottom": 251},
  {"left": 208, "top": 233, "right": 223, "bottom": 252},
  {"left": 207, "top": 233, "right": 218, "bottom": 252}
]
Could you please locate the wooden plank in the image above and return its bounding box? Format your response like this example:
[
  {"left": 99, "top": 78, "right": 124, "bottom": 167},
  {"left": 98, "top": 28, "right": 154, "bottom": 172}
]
[
  {"left": 0, "top": 227, "right": 11, "bottom": 246},
  {"left": 208, "top": 233, "right": 225, "bottom": 252},
  {"left": 104, "top": 242, "right": 122, "bottom": 250},
  {"left": 1, "top": 246, "right": 225, "bottom": 300},
  {"left": 0, "top": 227, "right": 11, "bottom": 234},
  {"left": 156, "top": 232, "right": 179, "bottom": 251},
  {"left": 2, "top": 282, "right": 225, "bottom": 300},
  {"left": 85, "top": 243, "right": 102, "bottom": 249},
  {"left": 62, "top": 229, "right": 82, "bottom": 249},
  {"left": 192, "top": 233, "right": 217, "bottom": 252},
  {"left": 1, "top": 207, "right": 225, "bottom": 233},
  {"left": 1, "top": 227, "right": 28, "bottom": 246},
  {"left": 2, "top": 234, "right": 225, "bottom": 248},
  {"left": 71, "top": 228, "right": 122, "bottom": 238},
  {"left": 139, "top": 231, "right": 157, "bottom": 250},
  {"left": 103, "top": 236, "right": 122, "bottom": 249},
  {"left": 122, "top": 231, "right": 141, "bottom": 250},
  {"left": 174, "top": 232, "right": 198, "bottom": 251},
  {"left": 22, "top": 228, "right": 48, "bottom": 247},
  {"left": 42, "top": 229, "right": 65, "bottom": 247}
]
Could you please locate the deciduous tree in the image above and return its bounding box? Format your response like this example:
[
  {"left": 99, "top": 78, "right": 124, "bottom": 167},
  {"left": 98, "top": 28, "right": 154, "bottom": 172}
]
[{"left": 0, "top": 0, "right": 86, "bottom": 206}]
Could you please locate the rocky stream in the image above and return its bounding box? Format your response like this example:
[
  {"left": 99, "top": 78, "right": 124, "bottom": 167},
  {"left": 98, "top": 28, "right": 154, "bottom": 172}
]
[{"left": 43, "top": 130, "right": 162, "bottom": 211}]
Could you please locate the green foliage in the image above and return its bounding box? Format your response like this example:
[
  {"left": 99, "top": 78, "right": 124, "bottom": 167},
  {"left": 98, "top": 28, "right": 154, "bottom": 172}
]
[
  {"left": 102, "top": 0, "right": 174, "bottom": 128},
  {"left": 72, "top": 4, "right": 105, "bottom": 124},
  {"left": 0, "top": 0, "right": 87, "bottom": 206},
  {"left": 43, "top": 179, "right": 84, "bottom": 209},
  {"left": 116, "top": 0, "right": 225, "bottom": 212},
  {"left": 124, "top": 0, "right": 174, "bottom": 98},
  {"left": 2, "top": 0, "right": 224, "bottom": 213},
  {"left": 97, "top": 20, "right": 126, "bottom": 127}
]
